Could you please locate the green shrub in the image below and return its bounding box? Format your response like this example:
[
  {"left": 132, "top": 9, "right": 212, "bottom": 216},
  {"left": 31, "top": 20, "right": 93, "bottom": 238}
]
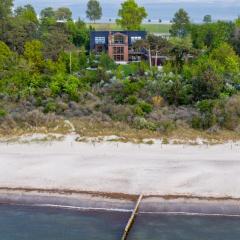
[
  {"left": 139, "top": 101, "right": 153, "bottom": 114},
  {"left": 0, "top": 108, "right": 6, "bottom": 118},
  {"left": 162, "top": 137, "right": 169, "bottom": 144},
  {"left": 194, "top": 100, "right": 218, "bottom": 129},
  {"left": 99, "top": 53, "right": 116, "bottom": 70},
  {"left": 134, "top": 105, "right": 144, "bottom": 116},
  {"left": 64, "top": 75, "right": 82, "bottom": 101},
  {"left": 221, "top": 95, "right": 240, "bottom": 130},
  {"left": 158, "top": 120, "right": 176, "bottom": 133},
  {"left": 191, "top": 116, "right": 202, "bottom": 129},
  {"left": 80, "top": 70, "right": 98, "bottom": 85},
  {"left": 127, "top": 95, "right": 138, "bottom": 105},
  {"left": 44, "top": 101, "right": 57, "bottom": 113},
  {"left": 122, "top": 79, "right": 145, "bottom": 96},
  {"left": 50, "top": 73, "right": 65, "bottom": 95},
  {"left": 197, "top": 99, "right": 215, "bottom": 113},
  {"left": 133, "top": 117, "right": 157, "bottom": 131},
  {"left": 147, "top": 73, "right": 192, "bottom": 105}
]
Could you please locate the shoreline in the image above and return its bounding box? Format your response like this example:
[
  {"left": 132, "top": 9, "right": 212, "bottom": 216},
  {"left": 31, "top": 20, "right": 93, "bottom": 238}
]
[
  {"left": 1, "top": 188, "right": 240, "bottom": 216},
  {"left": 2, "top": 187, "right": 240, "bottom": 202},
  {"left": 1, "top": 133, "right": 240, "bottom": 213}
]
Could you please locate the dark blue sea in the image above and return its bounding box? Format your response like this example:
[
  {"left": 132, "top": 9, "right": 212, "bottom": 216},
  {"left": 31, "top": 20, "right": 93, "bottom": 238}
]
[
  {"left": 0, "top": 204, "right": 129, "bottom": 240},
  {"left": 1, "top": 204, "right": 240, "bottom": 240},
  {"left": 14, "top": 1, "right": 240, "bottom": 23}
]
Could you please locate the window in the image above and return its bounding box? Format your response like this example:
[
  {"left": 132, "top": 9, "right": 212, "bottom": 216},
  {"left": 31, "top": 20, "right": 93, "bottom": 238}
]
[
  {"left": 131, "top": 36, "right": 141, "bottom": 43},
  {"left": 96, "top": 45, "right": 104, "bottom": 53},
  {"left": 113, "top": 46, "right": 124, "bottom": 61},
  {"left": 113, "top": 47, "right": 124, "bottom": 54},
  {"left": 95, "top": 37, "right": 105, "bottom": 44},
  {"left": 114, "top": 55, "right": 124, "bottom": 61}
]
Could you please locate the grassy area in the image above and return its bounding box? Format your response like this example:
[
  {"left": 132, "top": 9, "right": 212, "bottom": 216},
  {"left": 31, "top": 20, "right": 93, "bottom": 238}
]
[
  {"left": 142, "top": 24, "right": 171, "bottom": 34},
  {"left": 87, "top": 23, "right": 171, "bottom": 34}
]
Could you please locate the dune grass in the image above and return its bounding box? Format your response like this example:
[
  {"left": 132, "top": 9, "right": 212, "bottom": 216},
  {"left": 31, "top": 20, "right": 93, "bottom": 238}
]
[
  {"left": 1, "top": 118, "right": 240, "bottom": 144},
  {"left": 70, "top": 118, "right": 240, "bottom": 144},
  {"left": 87, "top": 23, "right": 171, "bottom": 34}
]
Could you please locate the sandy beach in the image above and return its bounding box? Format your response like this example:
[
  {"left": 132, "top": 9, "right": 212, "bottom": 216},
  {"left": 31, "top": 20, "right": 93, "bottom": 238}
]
[{"left": 0, "top": 134, "right": 240, "bottom": 200}]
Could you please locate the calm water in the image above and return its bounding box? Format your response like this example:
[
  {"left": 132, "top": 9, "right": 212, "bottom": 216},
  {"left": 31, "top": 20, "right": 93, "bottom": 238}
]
[
  {"left": 129, "top": 213, "right": 240, "bottom": 240},
  {"left": 1, "top": 204, "right": 240, "bottom": 240},
  {"left": 0, "top": 204, "right": 129, "bottom": 240}
]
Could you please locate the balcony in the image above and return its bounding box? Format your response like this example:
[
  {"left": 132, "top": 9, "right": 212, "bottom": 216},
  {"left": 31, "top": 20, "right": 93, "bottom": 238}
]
[{"left": 110, "top": 34, "right": 127, "bottom": 45}]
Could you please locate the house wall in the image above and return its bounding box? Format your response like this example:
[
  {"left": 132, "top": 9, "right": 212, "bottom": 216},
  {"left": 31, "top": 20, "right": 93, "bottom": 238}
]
[
  {"left": 90, "top": 30, "right": 147, "bottom": 62},
  {"left": 108, "top": 33, "right": 129, "bottom": 62},
  {"left": 108, "top": 45, "right": 129, "bottom": 62}
]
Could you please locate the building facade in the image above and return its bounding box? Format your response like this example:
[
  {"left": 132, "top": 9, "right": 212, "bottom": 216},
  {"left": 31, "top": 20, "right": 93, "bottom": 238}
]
[{"left": 90, "top": 31, "right": 147, "bottom": 63}]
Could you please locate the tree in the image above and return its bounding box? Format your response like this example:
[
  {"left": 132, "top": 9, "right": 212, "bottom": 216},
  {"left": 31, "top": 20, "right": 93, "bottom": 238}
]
[
  {"left": 0, "top": 0, "right": 13, "bottom": 20},
  {"left": 40, "top": 7, "right": 55, "bottom": 19},
  {"left": 14, "top": 4, "right": 38, "bottom": 24},
  {"left": 188, "top": 42, "right": 240, "bottom": 101},
  {"left": 192, "top": 65, "right": 224, "bottom": 101},
  {"left": 78, "top": 46, "right": 87, "bottom": 69},
  {"left": 147, "top": 35, "right": 170, "bottom": 66},
  {"left": 210, "top": 42, "right": 240, "bottom": 75},
  {"left": 170, "top": 8, "right": 190, "bottom": 38},
  {"left": 66, "top": 19, "right": 89, "bottom": 48},
  {"left": 0, "top": 0, "right": 13, "bottom": 40},
  {"left": 236, "top": 17, "right": 240, "bottom": 27},
  {"left": 86, "top": 0, "right": 102, "bottom": 23},
  {"left": 132, "top": 39, "right": 152, "bottom": 67},
  {"left": 116, "top": 0, "right": 147, "bottom": 30},
  {"left": 0, "top": 41, "right": 13, "bottom": 73},
  {"left": 133, "top": 35, "right": 170, "bottom": 68},
  {"left": 41, "top": 26, "right": 74, "bottom": 61},
  {"left": 231, "top": 18, "right": 240, "bottom": 55},
  {"left": 203, "top": 15, "right": 212, "bottom": 23},
  {"left": 55, "top": 7, "right": 72, "bottom": 21},
  {"left": 24, "top": 40, "right": 44, "bottom": 73},
  {"left": 191, "top": 21, "right": 234, "bottom": 49},
  {"left": 169, "top": 36, "right": 194, "bottom": 72},
  {"left": 2, "top": 16, "right": 38, "bottom": 54}
]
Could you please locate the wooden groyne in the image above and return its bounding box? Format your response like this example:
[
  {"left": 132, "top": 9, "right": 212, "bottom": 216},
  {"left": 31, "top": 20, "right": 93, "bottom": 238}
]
[{"left": 121, "top": 194, "right": 143, "bottom": 240}]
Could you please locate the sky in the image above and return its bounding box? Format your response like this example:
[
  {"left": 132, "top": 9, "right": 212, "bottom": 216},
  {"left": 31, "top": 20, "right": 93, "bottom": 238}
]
[
  {"left": 14, "top": 0, "right": 240, "bottom": 9},
  {"left": 14, "top": 0, "right": 240, "bottom": 22},
  {"left": 14, "top": 0, "right": 240, "bottom": 3}
]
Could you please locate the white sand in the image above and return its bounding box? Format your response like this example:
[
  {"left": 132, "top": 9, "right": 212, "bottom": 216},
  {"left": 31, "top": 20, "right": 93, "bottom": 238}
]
[{"left": 0, "top": 134, "right": 240, "bottom": 198}]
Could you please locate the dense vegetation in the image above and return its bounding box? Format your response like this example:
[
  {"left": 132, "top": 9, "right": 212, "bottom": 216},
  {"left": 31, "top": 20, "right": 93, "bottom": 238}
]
[{"left": 0, "top": 0, "right": 240, "bottom": 138}]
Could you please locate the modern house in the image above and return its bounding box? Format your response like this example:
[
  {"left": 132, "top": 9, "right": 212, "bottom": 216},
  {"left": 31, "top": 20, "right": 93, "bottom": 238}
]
[{"left": 90, "top": 31, "right": 147, "bottom": 63}]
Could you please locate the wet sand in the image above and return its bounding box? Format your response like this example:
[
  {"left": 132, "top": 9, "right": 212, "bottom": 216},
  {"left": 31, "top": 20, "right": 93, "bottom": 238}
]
[{"left": 0, "top": 189, "right": 240, "bottom": 216}]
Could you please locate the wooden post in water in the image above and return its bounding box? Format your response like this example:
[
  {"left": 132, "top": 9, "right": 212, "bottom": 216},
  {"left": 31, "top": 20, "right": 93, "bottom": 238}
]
[{"left": 121, "top": 194, "right": 143, "bottom": 240}]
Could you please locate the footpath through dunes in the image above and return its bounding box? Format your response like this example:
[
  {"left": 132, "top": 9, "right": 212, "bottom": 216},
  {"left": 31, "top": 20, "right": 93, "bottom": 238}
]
[{"left": 0, "top": 134, "right": 240, "bottom": 198}]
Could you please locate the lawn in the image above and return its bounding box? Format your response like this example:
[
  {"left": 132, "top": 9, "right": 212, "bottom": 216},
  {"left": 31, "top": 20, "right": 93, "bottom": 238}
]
[
  {"left": 142, "top": 23, "right": 171, "bottom": 34},
  {"left": 87, "top": 23, "right": 171, "bottom": 34}
]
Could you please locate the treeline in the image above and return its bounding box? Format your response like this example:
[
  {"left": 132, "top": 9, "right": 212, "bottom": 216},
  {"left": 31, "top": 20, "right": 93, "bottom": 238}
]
[{"left": 0, "top": 0, "right": 240, "bottom": 135}]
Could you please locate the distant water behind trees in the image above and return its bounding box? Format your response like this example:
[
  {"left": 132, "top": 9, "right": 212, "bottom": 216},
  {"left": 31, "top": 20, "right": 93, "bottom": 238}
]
[{"left": 14, "top": 1, "right": 239, "bottom": 23}]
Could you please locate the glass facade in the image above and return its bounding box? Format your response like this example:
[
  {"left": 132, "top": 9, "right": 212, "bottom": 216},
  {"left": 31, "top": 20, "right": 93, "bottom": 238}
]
[
  {"left": 95, "top": 37, "right": 106, "bottom": 44},
  {"left": 131, "top": 36, "right": 142, "bottom": 43}
]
